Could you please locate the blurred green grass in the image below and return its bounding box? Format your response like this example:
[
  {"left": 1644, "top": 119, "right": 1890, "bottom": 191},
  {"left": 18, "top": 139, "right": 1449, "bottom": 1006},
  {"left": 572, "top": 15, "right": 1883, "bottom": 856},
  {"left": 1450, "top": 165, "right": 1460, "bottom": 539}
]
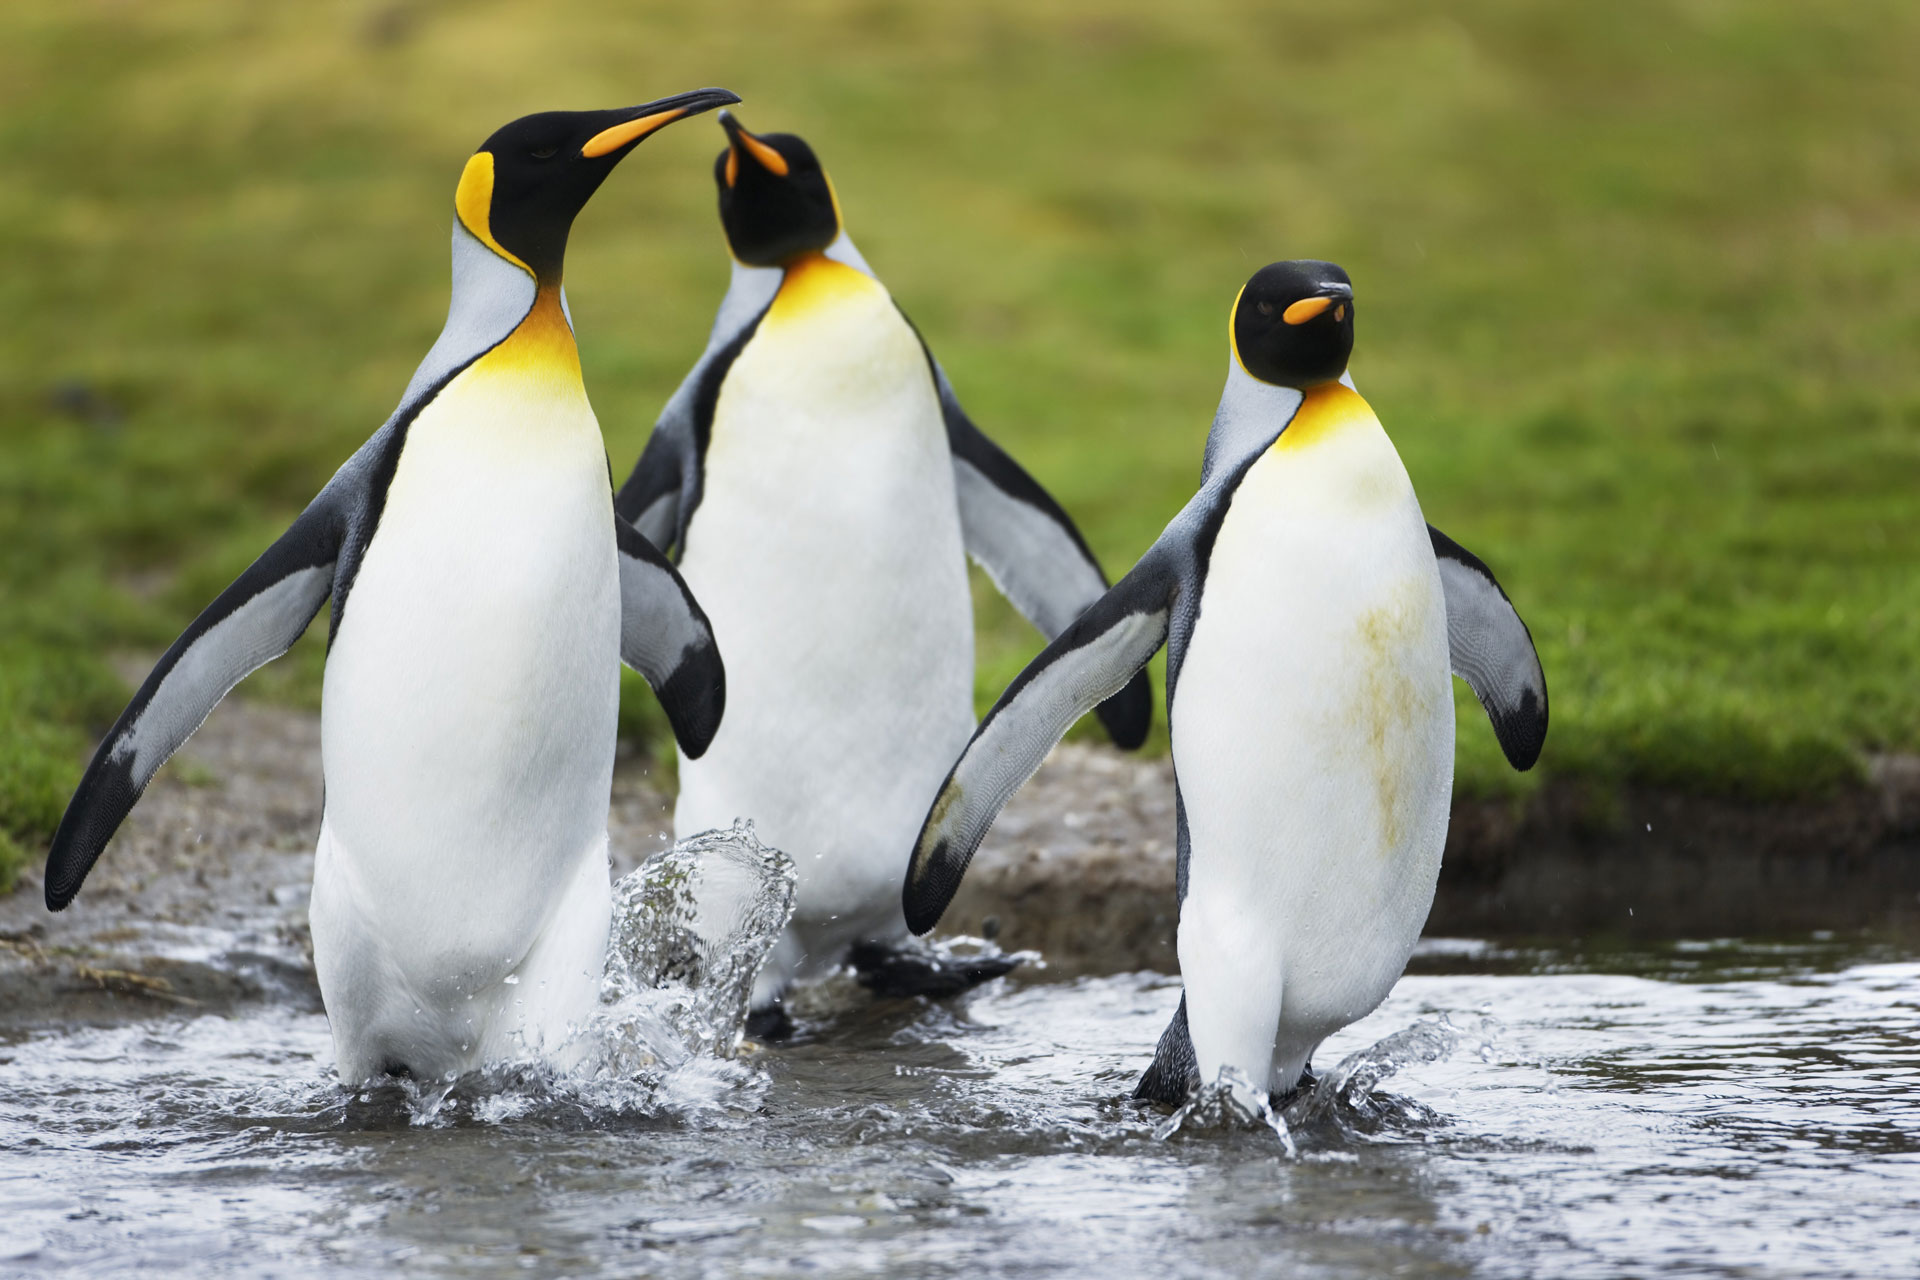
[{"left": 4, "top": 0, "right": 1917, "bottom": 889}]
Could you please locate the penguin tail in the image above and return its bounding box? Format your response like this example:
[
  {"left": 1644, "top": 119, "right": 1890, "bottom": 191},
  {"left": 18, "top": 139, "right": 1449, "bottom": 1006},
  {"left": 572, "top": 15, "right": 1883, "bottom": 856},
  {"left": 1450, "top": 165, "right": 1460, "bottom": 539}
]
[{"left": 1133, "top": 994, "right": 1202, "bottom": 1105}]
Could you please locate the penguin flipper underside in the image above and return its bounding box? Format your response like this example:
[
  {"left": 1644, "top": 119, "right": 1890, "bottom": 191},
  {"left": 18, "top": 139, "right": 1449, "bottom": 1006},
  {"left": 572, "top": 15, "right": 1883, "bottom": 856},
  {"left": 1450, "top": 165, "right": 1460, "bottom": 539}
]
[
  {"left": 44, "top": 499, "right": 342, "bottom": 910},
  {"left": 903, "top": 556, "right": 1176, "bottom": 935},
  {"left": 927, "top": 354, "right": 1154, "bottom": 751},
  {"left": 1429, "top": 523, "right": 1549, "bottom": 770},
  {"left": 616, "top": 516, "right": 726, "bottom": 758}
]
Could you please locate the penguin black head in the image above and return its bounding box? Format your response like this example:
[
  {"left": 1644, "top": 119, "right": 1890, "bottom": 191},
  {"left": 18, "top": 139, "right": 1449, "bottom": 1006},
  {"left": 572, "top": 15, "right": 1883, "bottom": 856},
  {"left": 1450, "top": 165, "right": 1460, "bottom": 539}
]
[
  {"left": 1231, "top": 260, "right": 1356, "bottom": 389},
  {"left": 458, "top": 87, "right": 741, "bottom": 282},
  {"left": 712, "top": 111, "right": 841, "bottom": 266}
]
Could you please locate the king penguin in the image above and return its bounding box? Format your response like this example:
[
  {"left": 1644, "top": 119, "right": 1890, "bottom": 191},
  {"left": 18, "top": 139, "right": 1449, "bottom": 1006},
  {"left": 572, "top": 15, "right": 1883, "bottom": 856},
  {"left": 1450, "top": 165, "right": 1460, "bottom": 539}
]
[
  {"left": 42, "top": 88, "right": 740, "bottom": 1086},
  {"left": 614, "top": 112, "right": 1153, "bottom": 1029},
  {"left": 903, "top": 261, "right": 1549, "bottom": 1106}
]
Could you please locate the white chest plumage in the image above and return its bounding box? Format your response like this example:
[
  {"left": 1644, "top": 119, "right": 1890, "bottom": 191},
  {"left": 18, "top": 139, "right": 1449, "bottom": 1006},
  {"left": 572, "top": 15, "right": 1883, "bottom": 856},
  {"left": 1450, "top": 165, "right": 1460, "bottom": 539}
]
[
  {"left": 1169, "top": 383, "right": 1453, "bottom": 1094},
  {"left": 674, "top": 253, "right": 973, "bottom": 960},
  {"left": 313, "top": 294, "right": 620, "bottom": 1081}
]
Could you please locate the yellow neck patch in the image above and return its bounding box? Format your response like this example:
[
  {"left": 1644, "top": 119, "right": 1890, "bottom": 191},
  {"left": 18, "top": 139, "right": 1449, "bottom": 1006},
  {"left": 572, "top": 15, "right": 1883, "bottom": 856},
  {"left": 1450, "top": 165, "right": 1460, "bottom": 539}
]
[
  {"left": 762, "top": 252, "right": 883, "bottom": 329},
  {"left": 823, "top": 171, "right": 845, "bottom": 234},
  {"left": 1273, "top": 382, "right": 1374, "bottom": 453},
  {"left": 1227, "top": 283, "right": 1249, "bottom": 373},
  {"left": 455, "top": 152, "right": 533, "bottom": 276},
  {"left": 466, "top": 285, "right": 582, "bottom": 391}
]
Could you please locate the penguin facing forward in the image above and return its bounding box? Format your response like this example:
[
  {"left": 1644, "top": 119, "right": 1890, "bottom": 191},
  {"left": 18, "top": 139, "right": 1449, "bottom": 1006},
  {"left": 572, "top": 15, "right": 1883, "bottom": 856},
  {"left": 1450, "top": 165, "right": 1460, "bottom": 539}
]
[
  {"left": 903, "top": 261, "right": 1548, "bottom": 1106},
  {"left": 43, "top": 89, "right": 739, "bottom": 1086},
  {"left": 615, "top": 112, "right": 1152, "bottom": 1026}
]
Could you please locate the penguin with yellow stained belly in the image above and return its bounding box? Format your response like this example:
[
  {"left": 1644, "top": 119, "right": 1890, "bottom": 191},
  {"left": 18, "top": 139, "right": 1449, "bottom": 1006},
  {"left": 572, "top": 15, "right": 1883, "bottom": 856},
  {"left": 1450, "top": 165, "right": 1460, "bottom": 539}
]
[
  {"left": 42, "top": 89, "right": 738, "bottom": 1086},
  {"left": 903, "top": 261, "right": 1548, "bottom": 1106},
  {"left": 615, "top": 112, "right": 1153, "bottom": 1030}
]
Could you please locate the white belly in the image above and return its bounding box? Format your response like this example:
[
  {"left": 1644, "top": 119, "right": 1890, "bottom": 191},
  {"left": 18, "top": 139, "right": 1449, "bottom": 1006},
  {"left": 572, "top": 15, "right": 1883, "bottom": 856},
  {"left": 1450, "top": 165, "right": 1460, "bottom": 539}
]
[
  {"left": 1170, "top": 395, "right": 1452, "bottom": 1094},
  {"left": 313, "top": 346, "right": 620, "bottom": 1082},
  {"left": 674, "top": 258, "right": 973, "bottom": 980}
]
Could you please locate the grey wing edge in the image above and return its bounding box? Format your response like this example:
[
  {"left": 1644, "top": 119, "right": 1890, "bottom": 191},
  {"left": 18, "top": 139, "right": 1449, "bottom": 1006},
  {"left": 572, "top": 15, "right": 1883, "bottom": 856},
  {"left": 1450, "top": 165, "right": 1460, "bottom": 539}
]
[
  {"left": 903, "top": 557, "right": 1175, "bottom": 936},
  {"left": 1429, "top": 524, "right": 1548, "bottom": 771},
  {"left": 615, "top": 517, "right": 726, "bottom": 759},
  {"left": 44, "top": 498, "right": 343, "bottom": 910}
]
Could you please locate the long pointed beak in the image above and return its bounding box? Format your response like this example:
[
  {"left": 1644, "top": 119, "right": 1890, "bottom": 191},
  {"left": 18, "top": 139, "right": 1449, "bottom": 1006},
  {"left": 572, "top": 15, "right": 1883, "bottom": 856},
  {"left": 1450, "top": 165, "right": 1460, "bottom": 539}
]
[
  {"left": 582, "top": 87, "right": 741, "bottom": 159},
  {"left": 718, "top": 108, "right": 790, "bottom": 186}
]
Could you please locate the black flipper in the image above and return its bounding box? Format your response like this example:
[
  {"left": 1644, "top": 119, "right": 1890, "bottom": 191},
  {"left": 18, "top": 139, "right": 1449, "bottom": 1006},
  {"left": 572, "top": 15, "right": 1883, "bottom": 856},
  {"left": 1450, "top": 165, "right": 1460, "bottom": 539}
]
[
  {"left": 847, "top": 940, "right": 1021, "bottom": 999},
  {"left": 44, "top": 499, "right": 342, "bottom": 910},
  {"left": 614, "top": 274, "right": 776, "bottom": 555},
  {"left": 1428, "top": 524, "right": 1549, "bottom": 770},
  {"left": 616, "top": 426, "right": 686, "bottom": 552},
  {"left": 904, "top": 552, "right": 1178, "bottom": 936},
  {"left": 917, "top": 335, "right": 1152, "bottom": 750},
  {"left": 615, "top": 516, "right": 725, "bottom": 758},
  {"left": 1134, "top": 994, "right": 1201, "bottom": 1104}
]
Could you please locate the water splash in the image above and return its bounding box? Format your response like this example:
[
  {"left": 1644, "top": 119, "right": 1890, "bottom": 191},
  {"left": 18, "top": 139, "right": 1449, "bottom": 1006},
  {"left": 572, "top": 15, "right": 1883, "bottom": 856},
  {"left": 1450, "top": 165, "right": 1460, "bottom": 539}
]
[
  {"left": 1285, "top": 1013, "right": 1503, "bottom": 1138},
  {"left": 1153, "top": 1066, "right": 1298, "bottom": 1154},
  {"left": 378, "top": 823, "right": 797, "bottom": 1126},
  {"left": 1151, "top": 1013, "right": 1506, "bottom": 1151},
  {"left": 601, "top": 820, "right": 798, "bottom": 1058}
]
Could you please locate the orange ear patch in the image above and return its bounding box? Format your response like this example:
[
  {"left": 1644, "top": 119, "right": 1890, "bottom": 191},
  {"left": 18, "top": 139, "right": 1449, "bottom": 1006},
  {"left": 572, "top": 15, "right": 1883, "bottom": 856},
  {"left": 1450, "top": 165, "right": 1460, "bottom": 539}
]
[{"left": 454, "top": 152, "right": 532, "bottom": 275}]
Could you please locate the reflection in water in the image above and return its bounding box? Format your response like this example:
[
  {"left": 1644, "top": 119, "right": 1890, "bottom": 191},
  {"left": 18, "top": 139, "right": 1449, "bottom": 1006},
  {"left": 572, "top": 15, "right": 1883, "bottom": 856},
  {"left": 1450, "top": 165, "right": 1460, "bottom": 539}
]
[{"left": 2, "top": 938, "right": 1918, "bottom": 1277}]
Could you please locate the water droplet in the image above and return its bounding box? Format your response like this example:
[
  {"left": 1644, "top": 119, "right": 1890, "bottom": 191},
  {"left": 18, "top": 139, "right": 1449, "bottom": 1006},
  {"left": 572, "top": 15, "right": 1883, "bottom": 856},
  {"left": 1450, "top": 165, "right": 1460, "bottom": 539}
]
[{"left": 600, "top": 819, "right": 797, "bottom": 1063}]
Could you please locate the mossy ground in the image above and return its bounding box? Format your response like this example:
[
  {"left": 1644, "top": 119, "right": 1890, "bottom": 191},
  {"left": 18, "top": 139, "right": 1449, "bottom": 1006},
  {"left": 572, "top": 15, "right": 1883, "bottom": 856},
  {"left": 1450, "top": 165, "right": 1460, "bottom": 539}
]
[{"left": 4, "top": 0, "right": 1917, "bottom": 889}]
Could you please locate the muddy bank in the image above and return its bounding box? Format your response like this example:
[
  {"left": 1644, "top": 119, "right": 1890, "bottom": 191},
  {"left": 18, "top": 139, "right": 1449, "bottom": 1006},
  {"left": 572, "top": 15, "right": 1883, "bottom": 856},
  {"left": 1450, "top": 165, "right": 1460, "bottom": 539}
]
[
  {"left": 0, "top": 702, "right": 676, "bottom": 1032},
  {"left": 946, "top": 750, "right": 1920, "bottom": 972},
  {"left": 4, "top": 702, "right": 1917, "bottom": 1022}
]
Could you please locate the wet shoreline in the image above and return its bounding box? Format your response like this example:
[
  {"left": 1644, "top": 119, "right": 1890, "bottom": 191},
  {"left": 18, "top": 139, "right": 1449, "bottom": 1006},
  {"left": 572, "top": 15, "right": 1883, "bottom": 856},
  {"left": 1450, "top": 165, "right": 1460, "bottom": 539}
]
[{"left": 4, "top": 700, "right": 1917, "bottom": 1027}]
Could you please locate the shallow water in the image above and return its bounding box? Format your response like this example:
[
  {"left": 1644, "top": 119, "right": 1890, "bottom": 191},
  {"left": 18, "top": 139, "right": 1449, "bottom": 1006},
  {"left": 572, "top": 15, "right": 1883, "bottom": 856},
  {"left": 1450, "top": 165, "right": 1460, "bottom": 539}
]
[{"left": 3, "top": 935, "right": 1918, "bottom": 1278}]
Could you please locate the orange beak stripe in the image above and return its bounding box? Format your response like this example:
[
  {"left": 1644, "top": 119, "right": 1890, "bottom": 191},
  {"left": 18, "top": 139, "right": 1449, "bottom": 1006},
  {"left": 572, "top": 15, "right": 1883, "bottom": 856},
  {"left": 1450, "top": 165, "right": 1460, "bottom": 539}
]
[
  {"left": 725, "top": 147, "right": 739, "bottom": 187},
  {"left": 581, "top": 107, "right": 688, "bottom": 159},
  {"left": 737, "top": 129, "right": 788, "bottom": 176},
  {"left": 1282, "top": 296, "right": 1334, "bottom": 326}
]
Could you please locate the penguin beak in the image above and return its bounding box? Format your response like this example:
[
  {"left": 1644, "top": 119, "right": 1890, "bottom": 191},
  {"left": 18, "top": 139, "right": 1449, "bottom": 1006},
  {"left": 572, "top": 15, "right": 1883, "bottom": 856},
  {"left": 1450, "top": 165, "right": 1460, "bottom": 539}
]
[
  {"left": 582, "top": 87, "right": 742, "bottom": 159},
  {"left": 718, "top": 109, "right": 790, "bottom": 187},
  {"left": 1281, "top": 283, "right": 1354, "bottom": 326}
]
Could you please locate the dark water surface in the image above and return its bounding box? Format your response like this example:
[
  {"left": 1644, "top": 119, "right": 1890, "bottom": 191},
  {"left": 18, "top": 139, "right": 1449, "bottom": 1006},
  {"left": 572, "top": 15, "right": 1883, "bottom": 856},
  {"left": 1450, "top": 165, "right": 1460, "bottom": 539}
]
[{"left": 3, "top": 936, "right": 1918, "bottom": 1278}]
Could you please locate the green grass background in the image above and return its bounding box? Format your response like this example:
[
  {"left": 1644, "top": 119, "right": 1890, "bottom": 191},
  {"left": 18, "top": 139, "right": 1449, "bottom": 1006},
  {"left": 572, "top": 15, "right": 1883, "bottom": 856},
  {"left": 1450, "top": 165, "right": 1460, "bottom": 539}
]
[{"left": 3, "top": 0, "right": 1917, "bottom": 890}]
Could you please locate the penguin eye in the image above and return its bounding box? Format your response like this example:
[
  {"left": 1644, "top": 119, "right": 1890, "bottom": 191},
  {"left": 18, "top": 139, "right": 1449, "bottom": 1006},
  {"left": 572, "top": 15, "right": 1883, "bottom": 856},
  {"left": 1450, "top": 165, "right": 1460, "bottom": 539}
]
[
  {"left": 530, "top": 145, "right": 559, "bottom": 160},
  {"left": 1256, "top": 300, "right": 1274, "bottom": 317}
]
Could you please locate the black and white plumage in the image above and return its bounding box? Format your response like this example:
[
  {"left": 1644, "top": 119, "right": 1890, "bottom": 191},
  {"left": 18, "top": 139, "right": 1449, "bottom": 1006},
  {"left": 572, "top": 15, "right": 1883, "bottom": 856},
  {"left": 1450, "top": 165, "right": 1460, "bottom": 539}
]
[
  {"left": 906, "top": 261, "right": 1548, "bottom": 1105},
  {"left": 613, "top": 115, "right": 1148, "bottom": 1014},
  {"left": 45, "top": 90, "right": 737, "bottom": 1085}
]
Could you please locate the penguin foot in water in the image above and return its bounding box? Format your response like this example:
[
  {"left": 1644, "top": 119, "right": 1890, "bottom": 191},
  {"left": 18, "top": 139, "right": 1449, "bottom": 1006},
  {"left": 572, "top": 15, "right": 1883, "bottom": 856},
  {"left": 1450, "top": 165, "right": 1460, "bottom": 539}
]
[
  {"left": 847, "top": 941, "right": 1021, "bottom": 1000},
  {"left": 1273, "top": 1063, "right": 1317, "bottom": 1111},
  {"left": 744, "top": 1002, "right": 795, "bottom": 1043},
  {"left": 1131, "top": 996, "right": 1316, "bottom": 1110}
]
